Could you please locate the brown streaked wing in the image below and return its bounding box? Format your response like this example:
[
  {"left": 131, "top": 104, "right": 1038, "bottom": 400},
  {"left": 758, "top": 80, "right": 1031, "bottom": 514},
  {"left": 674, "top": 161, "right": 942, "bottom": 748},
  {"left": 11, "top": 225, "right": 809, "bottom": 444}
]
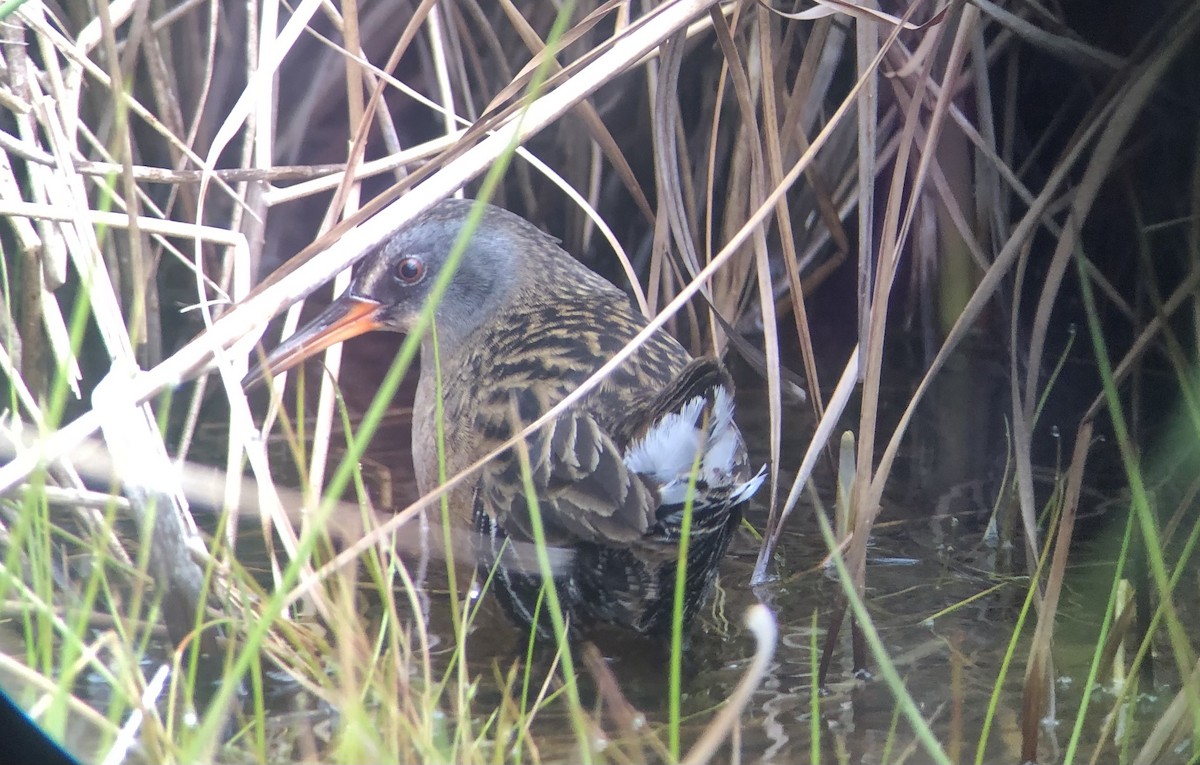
[{"left": 475, "top": 393, "right": 655, "bottom": 547}]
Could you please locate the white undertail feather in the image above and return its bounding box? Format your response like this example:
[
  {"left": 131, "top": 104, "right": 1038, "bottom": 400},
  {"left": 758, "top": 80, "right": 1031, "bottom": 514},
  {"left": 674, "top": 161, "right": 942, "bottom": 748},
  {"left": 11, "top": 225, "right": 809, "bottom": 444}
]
[
  {"left": 732, "top": 465, "right": 767, "bottom": 504},
  {"left": 623, "top": 396, "right": 707, "bottom": 486},
  {"left": 624, "top": 386, "right": 764, "bottom": 506}
]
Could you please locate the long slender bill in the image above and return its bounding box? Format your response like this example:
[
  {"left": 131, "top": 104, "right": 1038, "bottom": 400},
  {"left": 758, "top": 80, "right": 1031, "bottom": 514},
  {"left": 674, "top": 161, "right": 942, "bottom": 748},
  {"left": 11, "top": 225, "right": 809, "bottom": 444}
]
[{"left": 243, "top": 295, "right": 384, "bottom": 389}]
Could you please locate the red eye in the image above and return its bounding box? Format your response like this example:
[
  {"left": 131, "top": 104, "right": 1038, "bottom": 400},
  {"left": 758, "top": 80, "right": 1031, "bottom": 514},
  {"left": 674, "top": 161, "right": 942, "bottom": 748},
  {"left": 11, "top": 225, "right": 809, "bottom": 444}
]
[{"left": 395, "top": 256, "right": 426, "bottom": 284}]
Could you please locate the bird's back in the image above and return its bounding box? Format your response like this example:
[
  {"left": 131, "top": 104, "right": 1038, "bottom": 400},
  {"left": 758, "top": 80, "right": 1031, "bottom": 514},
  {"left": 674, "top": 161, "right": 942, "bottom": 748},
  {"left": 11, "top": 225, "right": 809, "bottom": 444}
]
[{"left": 423, "top": 271, "right": 692, "bottom": 492}]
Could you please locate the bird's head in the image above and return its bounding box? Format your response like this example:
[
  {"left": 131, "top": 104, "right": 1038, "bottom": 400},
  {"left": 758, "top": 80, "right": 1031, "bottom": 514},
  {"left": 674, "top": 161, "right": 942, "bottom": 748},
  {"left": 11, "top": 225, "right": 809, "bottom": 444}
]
[{"left": 245, "top": 198, "right": 544, "bottom": 387}]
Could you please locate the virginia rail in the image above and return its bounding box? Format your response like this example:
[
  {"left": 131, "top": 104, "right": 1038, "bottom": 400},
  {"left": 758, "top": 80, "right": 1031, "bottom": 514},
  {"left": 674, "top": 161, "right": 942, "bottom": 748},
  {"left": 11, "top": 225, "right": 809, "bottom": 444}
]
[{"left": 249, "top": 199, "right": 764, "bottom": 636}]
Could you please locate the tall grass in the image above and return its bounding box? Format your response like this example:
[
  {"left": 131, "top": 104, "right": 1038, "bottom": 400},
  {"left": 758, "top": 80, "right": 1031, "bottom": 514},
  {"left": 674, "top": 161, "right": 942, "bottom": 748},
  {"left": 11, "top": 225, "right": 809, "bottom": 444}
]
[{"left": 1, "top": 0, "right": 1199, "bottom": 763}]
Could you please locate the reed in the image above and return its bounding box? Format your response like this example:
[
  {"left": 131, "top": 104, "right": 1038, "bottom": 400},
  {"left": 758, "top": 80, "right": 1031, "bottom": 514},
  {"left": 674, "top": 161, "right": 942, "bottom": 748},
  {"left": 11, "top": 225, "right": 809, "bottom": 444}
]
[{"left": 1, "top": 1, "right": 1198, "bottom": 762}]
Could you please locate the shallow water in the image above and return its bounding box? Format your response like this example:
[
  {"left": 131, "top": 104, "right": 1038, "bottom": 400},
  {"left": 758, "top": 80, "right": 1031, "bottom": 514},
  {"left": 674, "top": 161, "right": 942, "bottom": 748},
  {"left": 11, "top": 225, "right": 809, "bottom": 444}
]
[
  {"left": 38, "top": 342, "right": 1193, "bottom": 764},
  {"left": 399, "top": 360, "right": 1190, "bottom": 765}
]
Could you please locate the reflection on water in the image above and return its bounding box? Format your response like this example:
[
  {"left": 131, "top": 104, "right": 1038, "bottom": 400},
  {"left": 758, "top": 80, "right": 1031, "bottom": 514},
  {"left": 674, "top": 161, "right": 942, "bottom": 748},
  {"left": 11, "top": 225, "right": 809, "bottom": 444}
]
[
  {"left": 391, "top": 358, "right": 1182, "bottom": 764},
  {"left": 45, "top": 345, "right": 1191, "bottom": 764}
]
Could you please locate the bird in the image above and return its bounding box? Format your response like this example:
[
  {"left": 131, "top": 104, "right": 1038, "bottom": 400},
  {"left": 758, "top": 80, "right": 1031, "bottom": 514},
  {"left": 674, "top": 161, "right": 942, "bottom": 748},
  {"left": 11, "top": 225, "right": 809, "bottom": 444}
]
[{"left": 247, "top": 198, "right": 765, "bottom": 638}]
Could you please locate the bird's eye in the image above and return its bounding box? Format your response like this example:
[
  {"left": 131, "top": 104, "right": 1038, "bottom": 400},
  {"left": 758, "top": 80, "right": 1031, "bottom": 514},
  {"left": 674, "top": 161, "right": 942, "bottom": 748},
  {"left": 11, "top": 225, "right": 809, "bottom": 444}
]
[{"left": 395, "top": 256, "right": 426, "bottom": 285}]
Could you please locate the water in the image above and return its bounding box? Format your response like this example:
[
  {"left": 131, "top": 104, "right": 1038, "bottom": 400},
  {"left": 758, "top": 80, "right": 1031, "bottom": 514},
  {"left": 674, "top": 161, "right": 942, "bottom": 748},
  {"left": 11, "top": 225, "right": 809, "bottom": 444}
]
[
  {"left": 39, "top": 342, "right": 1194, "bottom": 763},
  {"left": 388, "top": 362, "right": 1187, "bottom": 764}
]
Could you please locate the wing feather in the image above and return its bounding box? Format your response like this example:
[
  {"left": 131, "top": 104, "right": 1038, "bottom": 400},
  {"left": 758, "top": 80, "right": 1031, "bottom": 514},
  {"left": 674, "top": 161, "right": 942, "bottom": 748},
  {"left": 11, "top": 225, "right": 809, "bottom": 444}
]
[{"left": 476, "top": 390, "right": 654, "bottom": 546}]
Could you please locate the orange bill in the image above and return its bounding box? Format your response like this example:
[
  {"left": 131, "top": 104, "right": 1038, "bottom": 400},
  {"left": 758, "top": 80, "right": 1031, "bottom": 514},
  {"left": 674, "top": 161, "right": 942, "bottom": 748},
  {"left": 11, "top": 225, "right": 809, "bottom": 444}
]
[{"left": 243, "top": 295, "right": 384, "bottom": 389}]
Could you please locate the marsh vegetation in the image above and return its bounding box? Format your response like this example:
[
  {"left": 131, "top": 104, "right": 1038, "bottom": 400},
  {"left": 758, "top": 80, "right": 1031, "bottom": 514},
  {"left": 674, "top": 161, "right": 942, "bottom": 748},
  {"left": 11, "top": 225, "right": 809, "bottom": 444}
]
[{"left": 1, "top": 1, "right": 1198, "bottom": 763}]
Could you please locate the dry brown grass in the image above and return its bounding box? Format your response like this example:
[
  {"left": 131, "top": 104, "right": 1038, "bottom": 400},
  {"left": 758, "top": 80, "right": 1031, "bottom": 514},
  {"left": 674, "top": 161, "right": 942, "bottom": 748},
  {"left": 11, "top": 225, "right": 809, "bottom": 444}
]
[{"left": 1, "top": 0, "right": 1199, "bottom": 762}]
